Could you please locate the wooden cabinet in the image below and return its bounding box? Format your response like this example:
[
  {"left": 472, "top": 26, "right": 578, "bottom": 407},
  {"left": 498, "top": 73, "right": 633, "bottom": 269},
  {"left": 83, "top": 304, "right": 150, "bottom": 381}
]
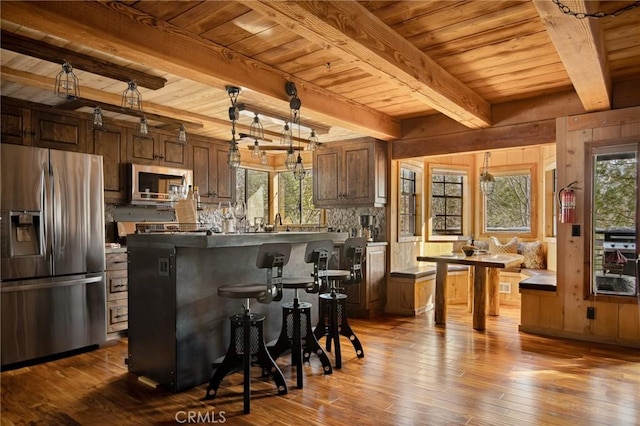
[
  {"left": 32, "top": 110, "right": 86, "bottom": 152},
  {"left": 106, "top": 250, "right": 128, "bottom": 339},
  {"left": 128, "top": 128, "right": 189, "bottom": 168},
  {"left": 345, "top": 244, "right": 387, "bottom": 318},
  {"left": 313, "top": 138, "right": 387, "bottom": 207},
  {"left": 90, "top": 123, "right": 128, "bottom": 203},
  {"left": 189, "top": 137, "right": 235, "bottom": 204},
  {"left": 1, "top": 103, "right": 85, "bottom": 151},
  {"left": 1, "top": 104, "right": 32, "bottom": 145}
]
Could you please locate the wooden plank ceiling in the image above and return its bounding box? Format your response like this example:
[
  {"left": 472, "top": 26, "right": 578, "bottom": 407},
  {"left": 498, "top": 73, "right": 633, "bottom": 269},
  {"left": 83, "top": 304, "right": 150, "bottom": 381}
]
[{"left": 1, "top": 1, "right": 639, "bottom": 149}]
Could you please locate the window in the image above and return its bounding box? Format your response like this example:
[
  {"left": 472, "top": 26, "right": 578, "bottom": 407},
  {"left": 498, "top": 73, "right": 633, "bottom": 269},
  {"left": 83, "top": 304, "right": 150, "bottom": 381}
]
[
  {"left": 236, "top": 168, "right": 268, "bottom": 225},
  {"left": 587, "top": 141, "right": 638, "bottom": 297},
  {"left": 482, "top": 164, "right": 537, "bottom": 237},
  {"left": 277, "top": 170, "right": 321, "bottom": 224},
  {"left": 431, "top": 170, "right": 464, "bottom": 236},
  {"left": 399, "top": 167, "right": 417, "bottom": 236}
]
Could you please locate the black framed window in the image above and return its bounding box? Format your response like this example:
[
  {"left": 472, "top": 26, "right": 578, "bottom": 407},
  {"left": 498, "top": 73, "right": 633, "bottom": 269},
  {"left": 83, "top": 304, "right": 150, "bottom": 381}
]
[
  {"left": 400, "top": 167, "right": 417, "bottom": 236},
  {"left": 431, "top": 172, "right": 463, "bottom": 236}
]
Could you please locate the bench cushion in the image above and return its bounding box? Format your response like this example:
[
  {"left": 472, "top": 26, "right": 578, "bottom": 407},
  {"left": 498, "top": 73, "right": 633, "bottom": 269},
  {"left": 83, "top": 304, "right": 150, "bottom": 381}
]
[{"left": 519, "top": 273, "right": 557, "bottom": 292}]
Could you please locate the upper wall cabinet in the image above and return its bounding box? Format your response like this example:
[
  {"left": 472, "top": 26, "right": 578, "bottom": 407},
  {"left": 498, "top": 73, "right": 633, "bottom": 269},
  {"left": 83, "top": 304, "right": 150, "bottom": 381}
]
[
  {"left": 89, "top": 123, "right": 128, "bottom": 203},
  {"left": 313, "top": 138, "right": 387, "bottom": 207},
  {"left": 189, "top": 136, "right": 235, "bottom": 204},
  {"left": 127, "top": 128, "right": 189, "bottom": 168},
  {"left": 1, "top": 102, "right": 85, "bottom": 152},
  {"left": 1, "top": 104, "right": 31, "bottom": 145}
]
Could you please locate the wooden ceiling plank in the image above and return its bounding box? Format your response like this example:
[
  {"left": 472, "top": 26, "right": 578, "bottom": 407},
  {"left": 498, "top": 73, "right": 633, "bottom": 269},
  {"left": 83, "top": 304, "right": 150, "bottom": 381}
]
[
  {"left": 0, "top": 30, "right": 167, "bottom": 90},
  {"left": 533, "top": 0, "right": 612, "bottom": 111},
  {"left": 247, "top": 0, "right": 492, "bottom": 129},
  {"left": 0, "top": 0, "right": 400, "bottom": 140}
]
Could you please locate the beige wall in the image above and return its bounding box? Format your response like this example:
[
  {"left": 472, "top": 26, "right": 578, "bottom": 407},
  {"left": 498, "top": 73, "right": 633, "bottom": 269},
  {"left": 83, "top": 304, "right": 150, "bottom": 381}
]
[{"left": 520, "top": 106, "right": 640, "bottom": 348}]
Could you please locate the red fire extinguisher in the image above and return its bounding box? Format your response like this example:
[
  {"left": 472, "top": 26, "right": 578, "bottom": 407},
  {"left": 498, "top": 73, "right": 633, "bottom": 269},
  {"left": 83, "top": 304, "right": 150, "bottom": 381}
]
[{"left": 558, "top": 181, "right": 578, "bottom": 224}]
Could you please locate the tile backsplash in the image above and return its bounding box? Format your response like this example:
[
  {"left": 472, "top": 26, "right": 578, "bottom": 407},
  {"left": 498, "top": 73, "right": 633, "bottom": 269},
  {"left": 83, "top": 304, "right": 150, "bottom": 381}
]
[{"left": 327, "top": 207, "right": 386, "bottom": 241}]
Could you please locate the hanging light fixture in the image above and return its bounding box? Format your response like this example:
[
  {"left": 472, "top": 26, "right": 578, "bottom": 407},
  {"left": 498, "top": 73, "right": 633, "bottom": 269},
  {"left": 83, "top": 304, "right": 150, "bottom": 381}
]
[
  {"left": 92, "top": 107, "right": 104, "bottom": 130},
  {"left": 280, "top": 122, "right": 292, "bottom": 145},
  {"left": 284, "top": 145, "right": 297, "bottom": 170},
  {"left": 480, "top": 152, "right": 495, "bottom": 196},
  {"left": 54, "top": 61, "right": 79, "bottom": 99},
  {"left": 226, "top": 86, "right": 241, "bottom": 169},
  {"left": 260, "top": 150, "right": 268, "bottom": 165},
  {"left": 250, "top": 114, "right": 264, "bottom": 158},
  {"left": 122, "top": 80, "right": 143, "bottom": 112},
  {"left": 138, "top": 117, "right": 149, "bottom": 136},
  {"left": 306, "top": 129, "right": 319, "bottom": 151},
  {"left": 177, "top": 124, "right": 188, "bottom": 144}
]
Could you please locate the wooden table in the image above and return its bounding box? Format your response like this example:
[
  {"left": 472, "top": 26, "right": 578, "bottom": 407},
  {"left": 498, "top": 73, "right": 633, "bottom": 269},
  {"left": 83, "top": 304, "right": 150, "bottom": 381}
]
[{"left": 417, "top": 253, "right": 523, "bottom": 330}]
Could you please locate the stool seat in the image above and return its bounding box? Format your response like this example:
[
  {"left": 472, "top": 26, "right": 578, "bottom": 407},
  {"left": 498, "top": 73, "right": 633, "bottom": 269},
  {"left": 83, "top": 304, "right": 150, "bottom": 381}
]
[
  {"left": 218, "top": 283, "right": 270, "bottom": 299},
  {"left": 327, "top": 269, "right": 351, "bottom": 280},
  {"left": 281, "top": 276, "right": 316, "bottom": 289}
]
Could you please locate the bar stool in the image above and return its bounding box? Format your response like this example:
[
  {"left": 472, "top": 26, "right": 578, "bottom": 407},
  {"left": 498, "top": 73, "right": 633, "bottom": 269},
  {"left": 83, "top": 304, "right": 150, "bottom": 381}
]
[
  {"left": 313, "top": 237, "right": 366, "bottom": 369},
  {"left": 205, "top": 243, "right": 290, "bottom": 414},
  {"left": 268, "top": 240, "right": 333, "bottom": 389}
]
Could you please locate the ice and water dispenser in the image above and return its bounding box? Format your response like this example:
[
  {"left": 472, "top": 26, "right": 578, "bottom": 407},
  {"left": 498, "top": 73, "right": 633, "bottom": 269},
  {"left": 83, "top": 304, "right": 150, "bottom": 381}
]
[{"left": 3, "top": 211, "right": 42, "bottom": 257}]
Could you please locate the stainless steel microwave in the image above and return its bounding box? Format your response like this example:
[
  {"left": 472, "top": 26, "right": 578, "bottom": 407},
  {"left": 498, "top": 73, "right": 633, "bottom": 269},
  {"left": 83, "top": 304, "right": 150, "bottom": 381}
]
[{"left": 130, "top": 163, "right": 193, "bottom": 205}]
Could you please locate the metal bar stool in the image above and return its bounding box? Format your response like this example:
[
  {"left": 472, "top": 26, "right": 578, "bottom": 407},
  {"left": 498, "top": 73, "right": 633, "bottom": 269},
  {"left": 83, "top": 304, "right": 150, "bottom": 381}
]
[
  {"left": 313, "top": 237, "right": 366, "bottom": 369},
  {"left": 205, "top": 243, "right": 290, "bottom": 414},
  {"left": 268, "top": 240, "right": 333, "bottom": 389}
]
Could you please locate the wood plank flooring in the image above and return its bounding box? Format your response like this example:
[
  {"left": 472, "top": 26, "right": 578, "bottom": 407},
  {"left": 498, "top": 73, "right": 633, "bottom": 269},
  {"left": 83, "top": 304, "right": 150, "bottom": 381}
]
[{"left": 2, "top": 305, "right": 639, "bottom": 425}]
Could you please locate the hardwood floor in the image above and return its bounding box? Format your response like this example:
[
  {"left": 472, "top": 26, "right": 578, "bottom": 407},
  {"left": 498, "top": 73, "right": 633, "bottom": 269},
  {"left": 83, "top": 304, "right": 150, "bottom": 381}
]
[{"left": 2, "top": 305, "right": 639, "bottom": 425}]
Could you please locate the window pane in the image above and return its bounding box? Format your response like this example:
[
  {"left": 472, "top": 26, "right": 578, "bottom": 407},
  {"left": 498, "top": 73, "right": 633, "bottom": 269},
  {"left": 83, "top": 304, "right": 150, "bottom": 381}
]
[
  {"left": 485, "top": 174, "right": 531, "bottom": 232},
  {"left": 431, "top": 171, "right": 464, "bottom": 236},
  {"left": 446, "top": 198, "right": 461, "bottom": 215},
  {"left": 237, "top": 168, "right": 268, "bottom": 224},
  {"left": 277, "top": 171, "right": 321, "bottom": 224}
]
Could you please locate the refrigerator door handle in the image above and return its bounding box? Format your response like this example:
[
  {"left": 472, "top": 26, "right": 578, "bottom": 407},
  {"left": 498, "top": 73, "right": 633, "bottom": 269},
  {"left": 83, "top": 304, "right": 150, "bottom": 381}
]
[{"left": 0, "top": 275, "right": 103, "bottom": 293}]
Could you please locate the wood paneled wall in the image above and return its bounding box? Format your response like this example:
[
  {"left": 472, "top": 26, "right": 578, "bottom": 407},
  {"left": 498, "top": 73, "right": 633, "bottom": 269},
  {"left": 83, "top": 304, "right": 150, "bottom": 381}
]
[{"left": 521, "top": 106, "right": 640, "bottom": 348}]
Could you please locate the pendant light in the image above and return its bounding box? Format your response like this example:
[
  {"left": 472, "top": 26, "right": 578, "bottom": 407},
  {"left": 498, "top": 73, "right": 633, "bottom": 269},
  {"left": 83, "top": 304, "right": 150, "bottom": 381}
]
[
  {"left": 250, "top": 114, "right": 264, "bottom": 158},
  {"left": 284, "top": 145, "right": 297, "bottom": 170},
  {"left": 226, "top": 86, "right": 241, "bottom": 169},
  {"left": 260, "top": 150, "right": 268, "bottom": 165},
  {"left": 280, "top": 122, "right": 292, "bottom": 146},
  {"left": 122, "top": 80, "right": 143, "bottom": 112},
  {"left": 177, "top": 124, "right": 188, "bottom": 144},
  {"left": 138, "top": 117, "right": 149, "bottom": 136},
  {"left": 480, "top": 152, "right": 495, "bottom": 196},
  {"left": 54, "top": 61, "right": 79, "bottom": 99},
  {"left": 92, "top": 107, "right": 104, "bottom": 130},
  {"left": 306, "top": 129, "right": 319, "bottom": 151}
]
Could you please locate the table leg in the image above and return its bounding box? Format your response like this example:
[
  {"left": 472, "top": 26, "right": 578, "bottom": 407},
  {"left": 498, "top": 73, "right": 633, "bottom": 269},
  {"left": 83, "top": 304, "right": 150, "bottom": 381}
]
[
  {"left": 473, "top": 265, "right": 487, "bottom": 330},
  {"left": 435, "top": 262, "right": 448, "bottom": 325},
  {"left": 487, "top": 267, "right": 500, "bottom": 316}
]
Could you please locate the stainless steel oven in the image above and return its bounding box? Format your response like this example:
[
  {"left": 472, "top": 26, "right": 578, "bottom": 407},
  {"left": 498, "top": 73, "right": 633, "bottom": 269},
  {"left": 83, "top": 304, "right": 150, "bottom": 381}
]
[{"left": 130, "top": 163, "right": 193, "bottom": 205}]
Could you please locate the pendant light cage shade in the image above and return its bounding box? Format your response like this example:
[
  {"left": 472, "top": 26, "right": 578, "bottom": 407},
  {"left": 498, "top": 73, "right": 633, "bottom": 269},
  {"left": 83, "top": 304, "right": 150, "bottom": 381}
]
[
  {"left": 227, "top": 139, "right": 241, "bottom": 169},
  {"left": 54, "top": 62, "right": 79, "bottom": 100},
  {"left": 177, "top": 124, "right": 188, "bottom": 144},
  {"left": 92, "top": 107, "right": 104, "bottom": 130},
  {"left": 251, "top": 140, "right": 261, "bottom": 158},
  {"left": 480, "top": 152, "right": 495, "bottom": 196},
  {"left": 260, "top": 150, "right": 268, "bottom": 165},
  {"left": 285, "top": 147, "right": 297, "bottom": 170},
  {"left": 138, "top": 117, "right": 149, "bottom": 136},
  {"left": 250, "top": 114, "right": 264, "bottom": 141},
  {"left": 280, "top": 123, "right": 292, "bottom": 146},
  {"left": 122, "top": 80, "right": 143, "bottom": 112},
  {"left": 293, "top": 154, "right": 306, "bottom": 180},
  {"left": 306, "top": 129, "right": 319, "bottom": 151}
]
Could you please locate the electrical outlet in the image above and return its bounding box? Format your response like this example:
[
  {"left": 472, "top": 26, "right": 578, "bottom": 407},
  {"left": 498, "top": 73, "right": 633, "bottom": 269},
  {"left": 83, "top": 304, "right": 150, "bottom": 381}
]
[
  {"left": 587, "top": 306, "right": 595, "bottom": 319},
  {"left": 572, "top": 224, "right": 581, "bottom": 237}
]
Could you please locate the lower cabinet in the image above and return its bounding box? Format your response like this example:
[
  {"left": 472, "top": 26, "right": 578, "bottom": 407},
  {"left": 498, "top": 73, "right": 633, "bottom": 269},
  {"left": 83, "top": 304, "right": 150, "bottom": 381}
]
[
  {"left": 106, "top": 250, "right": 128, "bottom": 338},
  {"left": 345, "top": 243, "right": 387, "bottom": 318}
]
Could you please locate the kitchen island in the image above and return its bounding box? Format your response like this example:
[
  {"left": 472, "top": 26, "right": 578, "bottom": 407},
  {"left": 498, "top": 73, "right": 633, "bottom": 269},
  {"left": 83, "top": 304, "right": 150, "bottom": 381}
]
[{"left": 126, "top": 231, "right": 348, "bottom": 391}]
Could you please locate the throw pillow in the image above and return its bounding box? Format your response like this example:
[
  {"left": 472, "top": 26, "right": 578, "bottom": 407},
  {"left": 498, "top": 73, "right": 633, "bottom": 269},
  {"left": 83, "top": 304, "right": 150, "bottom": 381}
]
[
  {"left": 517, "top": 241, "right": 546, "bottom": 269},
  {"left": 489, "top": 236, "right": 518, "bottom": 254}
]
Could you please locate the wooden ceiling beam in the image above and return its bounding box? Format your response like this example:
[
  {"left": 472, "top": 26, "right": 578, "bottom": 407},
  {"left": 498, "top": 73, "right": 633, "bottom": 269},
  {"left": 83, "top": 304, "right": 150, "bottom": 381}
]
[
  {"left": 0, "top": 30, "right": 167, "bottom": 90},
  {"left": 0, "top": 1, "right": 400, "bottom": 140},
  {"left": 246, "top": 0, "right": 492, "bottom": 129},
  {"left": 533, "top": 0, "right": 611, "bottom": 111}
]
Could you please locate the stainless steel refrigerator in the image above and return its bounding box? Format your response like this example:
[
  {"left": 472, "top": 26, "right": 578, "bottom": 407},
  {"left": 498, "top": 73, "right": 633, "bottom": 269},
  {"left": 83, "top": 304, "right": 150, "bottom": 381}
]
[{"left": 1, "top": 144, "right": 106, "bottom": 366}]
